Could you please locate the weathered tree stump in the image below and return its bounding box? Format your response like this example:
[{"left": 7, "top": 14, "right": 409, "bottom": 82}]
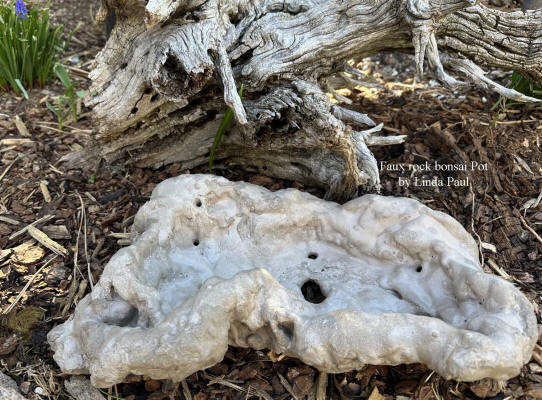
[{"left": 81, "top": 0, "right": 541, "bottom": 198}]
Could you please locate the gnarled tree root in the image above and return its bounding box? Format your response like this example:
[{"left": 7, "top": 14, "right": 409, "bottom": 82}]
[{"left": 82, "top": 0, "right": 541, "bottom": 198}]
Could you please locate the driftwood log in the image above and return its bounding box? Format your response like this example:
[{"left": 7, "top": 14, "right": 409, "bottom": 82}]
[{"left": 81, "top": 0, "right": 541, "bottom": 198}]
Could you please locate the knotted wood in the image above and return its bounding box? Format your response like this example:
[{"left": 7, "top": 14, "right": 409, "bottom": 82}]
[{"left": 82, "top": 0, "right": 541, "bottom": 198}]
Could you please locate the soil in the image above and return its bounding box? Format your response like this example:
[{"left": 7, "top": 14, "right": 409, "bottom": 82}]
[{"left": 0, "top": 0, "right": 541, "bottom": 399}]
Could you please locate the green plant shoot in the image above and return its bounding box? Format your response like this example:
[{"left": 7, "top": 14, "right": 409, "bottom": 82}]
[
  {"left": 492, "top": 72, "right": 542, "bottom": 111},
  {"left": 0, "top": 1, "right": 69, "bottom": 94},
  {"left": 46, "top": 64, "right": 85, "bottom": 130},
  {"left": 209, "top": 84, "right": 244, "bottom": 172}
]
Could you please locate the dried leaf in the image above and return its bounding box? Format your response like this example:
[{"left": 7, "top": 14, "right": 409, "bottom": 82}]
[{"left": 13, "top": 115, "right": 30, "bottom": 137}]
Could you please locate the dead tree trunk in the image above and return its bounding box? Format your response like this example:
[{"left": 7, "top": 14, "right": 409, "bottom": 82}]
[{"left": 81, "top": 0, "right": 541, "bottom": 198}]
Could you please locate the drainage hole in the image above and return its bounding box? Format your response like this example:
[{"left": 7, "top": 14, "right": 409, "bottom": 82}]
[
  {"left": 277, "top": 321, "right": 295, "bottom": 341},
  {"left": 195, "top": 198, "right": 202, "bottom": 207},
  {"left": 416, "top": 265, "right": 423, "bottom": 273},
  {"left": 301, "top": 279, "right": 326, "bottom": 304},
  {"left": 308, "top": 252, "right": 318, "bottom": 260},
  {"left": 193, "top": 239, "right": 200, "bottom": 246}
]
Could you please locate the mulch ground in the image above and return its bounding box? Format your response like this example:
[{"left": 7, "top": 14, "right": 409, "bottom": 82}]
[{"left": 0, "top": 0, "right": 541, "bottom": 399}]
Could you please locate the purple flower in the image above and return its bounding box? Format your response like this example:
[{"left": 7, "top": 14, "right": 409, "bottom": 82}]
[{"left": 15, "top": 0, "right": 28, "bottom": 19}]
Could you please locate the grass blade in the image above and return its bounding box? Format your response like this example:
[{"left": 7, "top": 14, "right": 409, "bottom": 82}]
[
  {"left": 14, "top": 78, "right": 28, "bottom": 99},
  {"left": 209, "top": 84, "right": 244, "bottom": 172}
]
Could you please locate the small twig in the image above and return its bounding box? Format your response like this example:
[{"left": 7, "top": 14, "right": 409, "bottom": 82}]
[
  {"left": 76, "top": 192, "right": 93, "bottom": 289},
  {"left": 0, "top": 216, "right": 20, "bottom": 225},
  {"left": 518, "top": 213, "right": 542, "bottom": 245},
  {"left": 0, "top": 138, "right": 32, "bottom": 146},
  {"left": 27, "top": 226, "right": 68, "bottom": 257},
  {"left": 35, "top": 125, "right": 65, "bottom": 134},
  {"left": 23, "top": 188, "right": 37, "bottom": 204},
  {"left": 8, "top": 214, "right": 54, "bottom": 241},
  {"left": 62, "top": 197, "right": 86, "bottom": 316},
  {"left": 65, "top": 65, "right": 90, "bottom": 78},
  {"left": 487, "top": 259, "right": 513, "bottom": 281},
  {"left": 40, "top": 180, "right": 52, "bottom": 203},
  {"left": 327, "top": 85, "right": 353, "bottom": 104},
  {"left": 479, "top": 119, "right": 538, "bottom": 126},
  {"left": 0, "top": 145, "right": 16, "bottom": 154},
  {"left": 469, "top": 185, "right": 484, "bottom": 266},
  {"left": 3, "top": 255, "right": 59, "bottom": 315},
  {"left": 109, "top": 233, "right": 131, "bottom": 239},
  {"left": 181, "top": 380, "right": 192, "bottom": 400},
  {"left": 203, "top": 373, "right": 245, "bottom": 392},
  {"left": 48, "top": 164, "right": 65, "bottom": 175},
  {"left": 277, "top": 373, "right": 299, "bottom": 400},
  {"left": 202, "top": 373, "right": 272, "bottom": 400},
  {"left": 0, "top": 156, "right": 19, "bottom": 183}
]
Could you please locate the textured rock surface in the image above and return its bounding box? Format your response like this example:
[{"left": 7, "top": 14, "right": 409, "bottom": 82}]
[
  {"left": 0, "top": 371, "right": 26, "bottom": 400},
  {"left": 65, "top": 376, "right": 105, "bottom": 400},
  {"left": 48, "top": 175, "right": 538, "bottom": 387}
]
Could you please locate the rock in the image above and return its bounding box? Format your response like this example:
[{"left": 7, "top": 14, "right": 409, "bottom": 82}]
[
  {"left": 48, "top": 175, "right": 538, "bottom": 388},
  {"left": 18, "top": 382, "right": 30, "bottom": 395},
  {"left": 64, "top": 376, "right": 105, "bottom": 400},
  {"left": 0, "top": 371, "right": 26, "bottom": 400}
]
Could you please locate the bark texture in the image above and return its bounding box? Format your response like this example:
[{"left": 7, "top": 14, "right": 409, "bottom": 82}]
[{"left": 82, "top": 0, "right": 541, "bottom": 197}]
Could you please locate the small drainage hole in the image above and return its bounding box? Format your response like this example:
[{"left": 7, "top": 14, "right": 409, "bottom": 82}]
[
  {"left": 195, "top": 199, "right": 202, "bottom": 207},
  {"left": 277, "top": 321, "right": 295, "bottom": 341},
  {"left": 308, "top": 253, "right": 318, "bottom": 260},
  {"left": 301, "top": 280, "right": 326, "bottom": 304},
  {"left": 193, "top": 240, "right": 200, "bottom": 246},
  {"left": 416, "top": 265, "right": 423, "bottom": 273}
]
